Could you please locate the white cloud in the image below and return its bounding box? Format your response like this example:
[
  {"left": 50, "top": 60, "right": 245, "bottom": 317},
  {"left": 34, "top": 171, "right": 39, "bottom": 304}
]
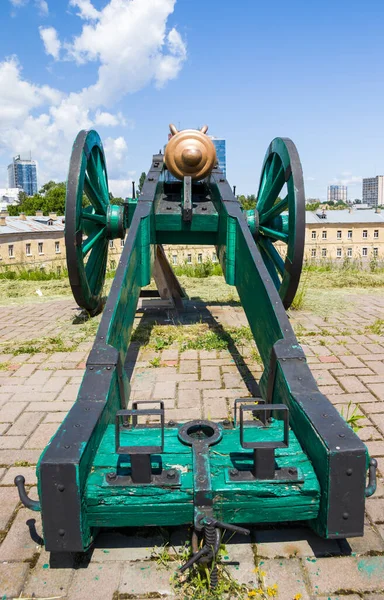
[
  {"left": 95, "top": 110, "right": 125, "bottom": 127},
  {"left": 332, "top": 175, "right": 362, "bottom": 186},
  {"left": 69, "top": 0, "right": 100, "bottom": 20},
  {"left": 0, "top": 0, "right": 186, "bottom": 192},
  {"left": 39, "top": 27, "right": 61, "bottom": 60},
  {"left": 9, "top": 0, "right": 49, "bottom": 15}
]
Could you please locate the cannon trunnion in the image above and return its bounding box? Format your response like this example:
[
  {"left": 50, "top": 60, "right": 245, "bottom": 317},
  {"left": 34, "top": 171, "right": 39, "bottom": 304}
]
[{"left": 16, "top": 125, "right": 377, "bottom": 584}]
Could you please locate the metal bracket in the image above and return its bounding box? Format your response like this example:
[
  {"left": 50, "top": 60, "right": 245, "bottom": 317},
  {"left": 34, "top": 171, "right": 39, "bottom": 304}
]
[
  {"left": 182, "top": 176, "right": 192, "bottom": 222},
  {"left": 113, "top": 402, "right": 177, "bottom": 485},
  {"left": 229, "top": 403, "right": 300, "bottom": 482}
]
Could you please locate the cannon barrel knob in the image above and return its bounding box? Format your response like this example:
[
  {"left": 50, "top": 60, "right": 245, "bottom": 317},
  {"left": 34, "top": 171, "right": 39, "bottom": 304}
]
[{"left": 165, "top": 124, "right": 217, "bottom": 181}]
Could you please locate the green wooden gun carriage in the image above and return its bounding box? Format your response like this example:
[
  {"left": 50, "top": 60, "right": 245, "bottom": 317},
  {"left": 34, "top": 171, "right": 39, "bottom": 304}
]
[{"left": 15, "top": 124, "right": 377, "bottom": 581}]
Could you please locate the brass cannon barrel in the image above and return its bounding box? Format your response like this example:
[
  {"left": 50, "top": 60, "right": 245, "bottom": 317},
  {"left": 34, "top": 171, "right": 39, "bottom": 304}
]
[{"left": 164, "top": 124, "right": 217, "bottom": 180}]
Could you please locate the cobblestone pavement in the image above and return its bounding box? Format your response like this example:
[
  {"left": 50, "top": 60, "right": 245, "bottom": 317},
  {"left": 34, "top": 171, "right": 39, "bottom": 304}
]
[{"left": 0, "top": 293, "right": 384, "bottom": 599}]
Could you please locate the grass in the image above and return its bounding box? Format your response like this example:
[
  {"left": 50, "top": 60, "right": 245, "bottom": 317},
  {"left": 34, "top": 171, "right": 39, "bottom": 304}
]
[
  {"left": 132, "top": 322, "right": 258, "bottom": 356},
  {"left": 341, "top": 401, "right": 365, "bottom": 433},
  {"left": 151, "top": 541, "right": 279, "bottom": 600}
]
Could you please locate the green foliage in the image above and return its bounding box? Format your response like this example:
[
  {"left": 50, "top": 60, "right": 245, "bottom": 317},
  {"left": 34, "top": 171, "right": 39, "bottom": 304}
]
[
  {"left": 367, "top": 318, "right": 384, "bottom": 335},
  {"left": 138, "top": 171, "right": 146, "bottom": 194},
  {"left": 305, "top": 201, "right": 320, "bottom": 211},
  {"left": 341, "top": 401, "right": 365, "bottom": 433},
  {"left": 0, "top": 266, "right": 67, "bottom": 281},
  {"left": 9, "top": 182, "right": 67, "bottom": 216},
  {"left": 174, "top": 260, "right": 222, "bottom": 278},
  {"left": 109, "top": 192, "right": 125, "bottom": 205},
  {"left": 149, "top": 356, "right": 161, "bottom": 367},
  {"left": 238, "top": 194, "right": 257, "bottom": 210}
]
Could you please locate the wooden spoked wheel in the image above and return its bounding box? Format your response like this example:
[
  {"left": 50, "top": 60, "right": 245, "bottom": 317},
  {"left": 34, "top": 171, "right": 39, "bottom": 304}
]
[
  {"left": 65, "top": 130, "right": 125, "bottom": 315},
  {"left": 250, "top": 138, "right": 305, "bottom": 309}
]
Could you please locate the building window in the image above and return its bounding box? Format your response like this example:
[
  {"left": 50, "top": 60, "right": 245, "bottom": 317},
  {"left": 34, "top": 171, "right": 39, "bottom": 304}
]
[
  {"left": 55, "top": 242, "right": 60, "bottom": 253},
  {"left": 109, "top": 240, "right": 114, "bottom": 248},
  {"left": 363, "top": 230, "right": 368, "bottom": 238},
  {"left": 347, "top": 247, "right": 352, "bottom": 258},
  {"left": 172, "top": 254, "right": 177, "bottom": 265},
  {"left": 311, "top": 248, "right": 316, "bottom": 258},
  {"left": 374, "top": 229, "right": 379, "bottom": 238},
  {"left": 322, "top": 248, "right": 327, "bottom": 257},
  {"left": 347, "top": 230, "right": 352, "bottom": 239},
  {"left": 25, "top": 243, "right": 31, "bottom": 256},
  {"left": 311, "top": 231, "right": 316, "bottom": 239},
  {"left": 336, "top": 248, "right": 342, "bottom": 258},
  {"left": 362, "top": 247, "right": 368, "bottom": 257},
  {"left": 187, "top": 254, "right": 192, "bottom": 264},
  {"left": 38, "top": 242, "right": 43, "bottom": 254},
  {"left": 337, "top": 230, "right": 342, "bottom": 239},
  {"left": 374, "top": 247, "right": 378, "bottom": 257},
  {"left": 120, "top": 238, "right": 125, "bottom": 247},
  {"left": 8, "top": 244, "right": 14, "bottom": 258},
  {"left": 197, "top": 253, "right": 203, "bottom": 264},
  {"left": 110, "top": 260, "right": 116, "bottom": 270},
  {"left": 322, "top": 230, "right": 327, "bottom": 239},
  {"left": 212, "top": 252, "right": 217, "bottom": 263}
]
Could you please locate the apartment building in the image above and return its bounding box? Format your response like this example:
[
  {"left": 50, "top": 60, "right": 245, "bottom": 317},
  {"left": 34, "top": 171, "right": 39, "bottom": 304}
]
[{"left": 305, "top": 209, "right": 384, "bottom": 262}]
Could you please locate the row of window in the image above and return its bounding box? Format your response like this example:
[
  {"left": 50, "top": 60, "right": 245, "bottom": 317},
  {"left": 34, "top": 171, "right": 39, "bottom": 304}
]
[
  {"left": 311, "top": 229, "right": 379, "bottom": 240},
  {"left": 109, "top": 239, "right": 125, "bottom": 248},
  {"left": 171, "top": 252, "right": 218, "bottom": 266},
  {"left": 7, "top": 242, "right": 61, "bottom": 258},
  {"left": 311, "top": 247, "right": 379, "bottom": 258}
]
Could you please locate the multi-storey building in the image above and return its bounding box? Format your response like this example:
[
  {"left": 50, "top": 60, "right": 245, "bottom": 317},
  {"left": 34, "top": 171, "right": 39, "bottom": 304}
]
[
  {"left": 1, "top": 208, "right": 384, "bottom": 272},
  {"left": 210, "top": 137, "right": 226, "bottom": 177},
  {"left": 305, "top": 208, "right": 384, "bottom": 262},
  {"left": 327, "top": 185, "right": 348, "bottom": 203},
  {"left": 0, "top": 188, "right": 21, "bottom": 211},
  {"left": 7, "top": 156, "right": 38, "bottom": 196},
  {"left": 362, "top": 176, "right": 384, "bottom": 208}
]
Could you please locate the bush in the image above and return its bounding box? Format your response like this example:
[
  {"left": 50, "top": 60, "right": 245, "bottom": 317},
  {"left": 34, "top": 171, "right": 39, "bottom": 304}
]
[{"left": 174, "top": 260, "right": 222, "bottom": 278}]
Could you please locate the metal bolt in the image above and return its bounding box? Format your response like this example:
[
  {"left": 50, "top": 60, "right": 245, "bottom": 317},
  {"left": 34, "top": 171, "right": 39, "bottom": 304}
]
[
  {"left": 64, "top": 445, "right": 70, "bottom": 449},
  {"left": 230, "top": 468, "right": 238, "bottom": 477},
  {"left": 202, "top": 206, "right": 207, "bottom": 211},
  {"left": 339, "top": 433, "right": 345, "bottom": 438},
  {"left": 346, "top": 468, "right": 353, "bottom": 476},
  {"left": 106, "top": 366, "right": 111, "bottom": 370},
  {"left": 167, "top": 469, "right": 176, "bottom": 479},
  {"left": 288, "top": 468, "right": 296, "bottom": 475},
  {"left": 58, "top": 529, "right": 65, "bottom": 536},
  {"left": 223, "top": 419, "right": 230, "bottom": 426},
  {"left": 89, "top": 366, "right": 94, "bottom": 370},
  {"left": 198, "top": 475, "right": 205, "bottom": 482},
  {"left": 323, "top": 413, "right": 328, "bottom": 418},
  {"left": 342, "top": 512, "right": 349, "bottom": 520},
  {"left": 58, "top": 484, "right": 65, "bottom": 492},
  {"left": 100, "top": 336, "right": 104, "bottom": 339},
  {"left": 107, "top": 472, "right": 117, "bottom": 481},
  {"left": 168, "top": 420, "right": 176, "bottom": 427},
  {"left": 74, "top": 423, "right": 80, "bottom": 427}
]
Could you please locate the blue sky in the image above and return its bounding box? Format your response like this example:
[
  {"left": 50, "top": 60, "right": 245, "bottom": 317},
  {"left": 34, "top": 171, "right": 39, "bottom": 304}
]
[{"left": 0, "top": 0, "right": 383, "bottom": 200}]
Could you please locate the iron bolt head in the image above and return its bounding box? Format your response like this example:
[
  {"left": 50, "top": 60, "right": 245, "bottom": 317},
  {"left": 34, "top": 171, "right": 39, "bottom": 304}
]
[
  {"left": 57, "top": 484, "right": 65, "bottom": 492},
  {"left": 342, "top": 512, "right": 349, "bottom": 520},
  {"left": 107, "top": 472, "right": 117, "bottom": 481},
  {"left": 168, "top": 420, "right": 176, "bottom": 427},
  {"left": 230, "top": 468, "right": 238, "bottom": 477},
  {"left": 288, "top": 468, "right": 296, "bottom": 475},
  {"left": 346, "top": 468, "right": 353, "bottom": 476},
  {"left": 167, "top": 469, "right": 176, "bottom": 479},
  {"left": 58, "top": 529, "right": 65, "bottom": 536},
  {"left": 223, "top": 419, "right": 230, "bottom": 426}
]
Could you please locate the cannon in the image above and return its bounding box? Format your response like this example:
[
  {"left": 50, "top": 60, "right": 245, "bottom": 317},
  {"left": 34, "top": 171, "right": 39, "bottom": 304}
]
[{"left": 15, "top": 124, "right": 377, "bottom": 583}]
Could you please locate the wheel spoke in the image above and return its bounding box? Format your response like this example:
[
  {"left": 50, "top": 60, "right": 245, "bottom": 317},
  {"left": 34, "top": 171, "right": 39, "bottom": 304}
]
[
  {"left": 84, "top": 172, "right": 107, "bottom": 215},
  {"left": 82, "top": 211, "right": 107, "bottom": 225},
  {"left": 86, "top": 238, "right": 108, "bottom": 293},
  {"left": 96, "top": 149, "right": 109, "bottom": 201},
  {"left": 259, "top": 225, "right": 288, "bottom": 244},
  {"left": 82, "top": 226, "right": 106, "bottom": 257},
  {"left": 259, "top": 195, "right": 288, "bottom": 225},
  {"left": 258, "top": 237, "right": 285, "bottom": 276},
  {"left": 258, "top": 244, "right": 281, "bottom": 290},
  {"left": 257, "top": 164, "right": 285, "bottom": 215},
  {"left": 86, "top": 150, "right": 108, "bottom": 210}
]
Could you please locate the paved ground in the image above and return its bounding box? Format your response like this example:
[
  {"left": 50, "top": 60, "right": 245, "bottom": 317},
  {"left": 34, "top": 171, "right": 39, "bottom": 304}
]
[{"left": 0, "top": 292, "right": 384, "bottom": 599}]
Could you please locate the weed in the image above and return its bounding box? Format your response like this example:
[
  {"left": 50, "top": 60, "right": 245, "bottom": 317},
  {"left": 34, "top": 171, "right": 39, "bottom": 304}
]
[
  {"left": 149, "top": 356, "right": 161, "bottom": 368},
  {"left": 0, "top": 362, "right": 10, "bottom": 370},
  {"left": 251, "top": 349, "right": 263, "bottom": 365},
  {"left": 174, "top": 260, "right": 223, "bottom": 278},
  {"left": 341, "top": 401, "right": 365, "bottom": 432},
  {"left": 14, "top": 460, "right": 33, "bottom": 467},
  {"left": 366, "top": 318, "right": 384, "bottom": 335}
]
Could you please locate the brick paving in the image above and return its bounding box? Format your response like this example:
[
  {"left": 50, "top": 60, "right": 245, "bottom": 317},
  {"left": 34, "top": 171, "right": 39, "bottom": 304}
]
[{"left": 0, "top": 292, "right": 383, "bottom": 598}]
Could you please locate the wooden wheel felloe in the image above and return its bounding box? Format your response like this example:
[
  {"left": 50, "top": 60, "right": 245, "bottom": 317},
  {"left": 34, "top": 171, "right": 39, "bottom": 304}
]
[
  {"left": 247, "top": 138, "right": 305, "bottom": 309},
  {"left": 65, "top": 130, "right": 125, "bottom": 315}
]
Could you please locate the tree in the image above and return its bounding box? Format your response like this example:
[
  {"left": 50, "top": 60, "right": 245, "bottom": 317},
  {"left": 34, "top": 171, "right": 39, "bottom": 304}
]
[
  {"left": 239, "top": 194, "right": 257, "bottom": 210},
  {"left": 138, "top": 172, "right": 146, "bottom": 195}
]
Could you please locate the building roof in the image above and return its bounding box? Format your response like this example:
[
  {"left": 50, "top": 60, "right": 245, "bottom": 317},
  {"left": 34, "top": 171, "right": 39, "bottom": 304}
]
[
  {"left": 306, "top": 208, "right": 384, "bottom": 224},
  {"left": 0, "top": 215, "right": 65, "bottom": 235}
]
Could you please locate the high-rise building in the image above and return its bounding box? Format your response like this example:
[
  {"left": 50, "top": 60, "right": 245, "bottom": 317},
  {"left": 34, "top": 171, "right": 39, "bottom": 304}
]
[
  {"left": 210, "top": 138, "right": 226, "bottom": 177},
  {"left": 7, "top": 156, "right": 38, "bottom": 196},
  {"left": 327, "top": 185, "right": 347, "bottom": 203},
  {"left": 362, "top": 176, "right": 384, "bottom": 208}
]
